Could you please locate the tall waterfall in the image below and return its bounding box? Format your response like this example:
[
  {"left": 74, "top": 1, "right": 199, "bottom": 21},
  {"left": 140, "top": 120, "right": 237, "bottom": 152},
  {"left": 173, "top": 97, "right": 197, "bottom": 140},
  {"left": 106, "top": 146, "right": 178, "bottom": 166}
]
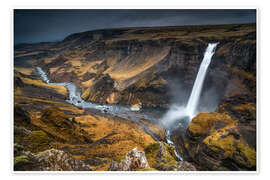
[
  {"left": 186, "top": 43, "right": 218, "bottom": 120},
  {"left": 162, "top": 43, "right": 218, "bottom": 127}
]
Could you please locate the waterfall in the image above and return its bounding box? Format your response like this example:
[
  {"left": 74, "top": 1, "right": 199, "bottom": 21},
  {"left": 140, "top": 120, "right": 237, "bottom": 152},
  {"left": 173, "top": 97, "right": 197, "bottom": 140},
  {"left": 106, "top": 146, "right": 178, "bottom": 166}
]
[
  {"left": 186, "top": 43, "right": 218, "bottom": 120},
  {"left": 162, "top": 43, "right": 218, "bottom": 127},
  {"left": 37, "top": 43, "right": 218, "bottom": 163},
  {"left": 36, "top": 67, "right": 50, "bottom": 84}
]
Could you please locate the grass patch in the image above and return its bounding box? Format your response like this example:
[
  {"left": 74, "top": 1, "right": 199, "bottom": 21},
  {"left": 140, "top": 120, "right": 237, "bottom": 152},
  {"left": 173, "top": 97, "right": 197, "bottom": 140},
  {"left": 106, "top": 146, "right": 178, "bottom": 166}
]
[
  {"left": 14, "top": 155, "right": 29, "bottom": 166},
  {"left": 24, "top": 130, "right": 52, "bottom": 153},
  {"left": 20, "top": 77, "right": 67, "bottom": 95}
]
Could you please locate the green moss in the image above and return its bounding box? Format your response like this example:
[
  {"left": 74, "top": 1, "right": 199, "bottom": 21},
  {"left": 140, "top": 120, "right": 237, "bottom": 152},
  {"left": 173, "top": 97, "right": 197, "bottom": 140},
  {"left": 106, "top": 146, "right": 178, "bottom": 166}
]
[
  {"left": 14, "top": 143, "right": 24, "bottom": 151},
  {"left": 144, "top": 143, "right": 160, "bottom": 167},
  {"left": 204, "top": 133, "right": 256, "bottom": 167},
  {"left": 144, "top": 143, "right": 160, "bottom": 155},
  {"left": 188, "top": 112, "right": 234, "bottom": 136},
  {"left": 112, "top": 155, "right": 125, "bottom": 163},
  {"left": 204, "top": 135, "right": 235, "bottom": 158},
  {"left": 14, "top": 155, "right": 29, "bottom": 166},
  {"left": 144, "top": 142, "right": 178, "bottom": 169},
  {"left": 14, "top": 135, "right": 23, "bottom": 144},
  {"left": 237, "top": 141, "right": 256, "bottom": 166},
  {"left": 163, "top": 143, "right": 178, "bottom": 162},
  {"left": 24, "top": 130, "right": 51, "bottom": 152}
]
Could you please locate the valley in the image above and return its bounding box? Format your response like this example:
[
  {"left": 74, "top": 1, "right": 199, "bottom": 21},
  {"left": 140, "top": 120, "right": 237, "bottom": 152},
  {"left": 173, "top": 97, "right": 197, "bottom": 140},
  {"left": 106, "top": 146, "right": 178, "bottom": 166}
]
[{"left": 14, "top": 23, "right": 256, "bottom": 171}]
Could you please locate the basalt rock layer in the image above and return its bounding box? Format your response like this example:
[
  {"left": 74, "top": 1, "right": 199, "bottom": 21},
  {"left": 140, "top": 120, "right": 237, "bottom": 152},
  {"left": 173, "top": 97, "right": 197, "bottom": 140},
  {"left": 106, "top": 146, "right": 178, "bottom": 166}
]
[
  {"left": 171, "top": 94, "right": 256, "bottom": 171},
  {"left": 14, "top": 23, "right": 256, "bottom": 171},
  {"left": 15, "top": 24, "right": 256, "bottom": 108},
  {"left": 14, "top": 148, "right": 92, "bottom": 171},
  {"left": 13, "top": 103, "right": 158, "bottom": 171}
]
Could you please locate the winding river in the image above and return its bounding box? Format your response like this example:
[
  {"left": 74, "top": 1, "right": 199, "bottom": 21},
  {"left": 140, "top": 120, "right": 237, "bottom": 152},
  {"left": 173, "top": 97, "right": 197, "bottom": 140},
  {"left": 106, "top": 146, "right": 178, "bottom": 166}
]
[
  {"left": 36, "top": 42, "right": 217, "bottom": 162},
  {"left": 36, "top": 67, "right": 183, "bottom": 161}
]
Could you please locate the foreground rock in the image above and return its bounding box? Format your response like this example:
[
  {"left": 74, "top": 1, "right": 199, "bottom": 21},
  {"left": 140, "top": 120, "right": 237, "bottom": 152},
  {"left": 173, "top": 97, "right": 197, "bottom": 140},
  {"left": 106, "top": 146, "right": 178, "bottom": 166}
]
[
  {"left": 173, "top": 94, "right": 256, "bottom": 171},
  {"left": 108, "top": 147, "right": 150, "bottom": 171},
  {"left": 108, "top": 143, "right": 196, "bottom": 171},
  {"left": 14, "top": 149, "right": 91, "bottom": 171},
  {"left": 14, "top": 104, "right": 157, "bottom": 171},
  {"left": 144, "top": 142, "right": 196, "bottom": 171}
]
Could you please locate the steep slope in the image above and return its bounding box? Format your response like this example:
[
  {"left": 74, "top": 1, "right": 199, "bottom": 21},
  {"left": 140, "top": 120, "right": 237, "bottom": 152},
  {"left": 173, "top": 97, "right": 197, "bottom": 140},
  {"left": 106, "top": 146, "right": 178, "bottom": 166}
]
[
  {"left": 171, "top": 94, "right": 256, "bottom": 171},
  {"left": 15, "top": 24, "right": 256, "bottom": 109},
  {"left": 14, "top": 24, "right": 256, "bottom": 171}
]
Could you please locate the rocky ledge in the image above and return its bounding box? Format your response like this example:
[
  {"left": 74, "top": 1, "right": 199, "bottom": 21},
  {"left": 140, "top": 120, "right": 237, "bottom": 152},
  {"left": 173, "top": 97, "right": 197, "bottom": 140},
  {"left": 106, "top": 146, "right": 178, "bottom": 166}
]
[
  {"left": 172, "top": 94, "right": 256, "bottom": 171},
  {"left": 14, "top": 147, "right": 91, "bottom": 171}
]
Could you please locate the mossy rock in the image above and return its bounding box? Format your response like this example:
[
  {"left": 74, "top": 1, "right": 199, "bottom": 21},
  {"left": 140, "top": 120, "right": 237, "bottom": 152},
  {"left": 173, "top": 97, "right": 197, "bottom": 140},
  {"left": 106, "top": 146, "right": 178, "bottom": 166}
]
[
  {"left": 112, "top": 155, "right": 125, "bottom": 163},
  {"left": 14, "top": 143, "right": 25, "bottom": 156},
  {"left": 14, "top": 155, "right": 29, "bottom": 166},
  {"left": 204, "top": 134, "right": 256, "bottom": 167},
  {"left": 24, "top": 130, "right": 52, "bottom": 153},
  {"left": 144, "top": 142, "right": 160, "bottom": 154},
  {"left": 188, "top": 112, "right": 235, "bottom": 137},
  {"left": 144, "top": 142, "right": 178, "bottom": 170},
  {"left": 14, "top": 155, "right": 34, "bottom": 171}
]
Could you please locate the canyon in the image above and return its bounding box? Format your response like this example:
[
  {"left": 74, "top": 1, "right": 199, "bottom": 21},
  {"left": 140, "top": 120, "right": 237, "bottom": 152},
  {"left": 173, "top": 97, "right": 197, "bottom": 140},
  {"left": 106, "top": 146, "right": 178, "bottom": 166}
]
[{"left": 14, "top": 23, "right": 256, "bottom": 171}]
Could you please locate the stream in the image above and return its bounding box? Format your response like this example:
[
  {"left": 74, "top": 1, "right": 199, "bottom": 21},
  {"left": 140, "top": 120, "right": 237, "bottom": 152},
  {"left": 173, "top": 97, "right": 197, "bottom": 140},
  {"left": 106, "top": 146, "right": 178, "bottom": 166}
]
[{"left": 36, "top": 67, "right": 183, "bottom": 161}]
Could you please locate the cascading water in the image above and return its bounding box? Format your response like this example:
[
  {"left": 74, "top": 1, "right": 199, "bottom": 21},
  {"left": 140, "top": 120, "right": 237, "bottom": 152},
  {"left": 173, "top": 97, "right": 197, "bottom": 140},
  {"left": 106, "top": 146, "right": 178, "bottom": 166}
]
[
  {"left": 185, "top": 43, "right": 218, "bottom": 121},
  {"left": 36, "top": 43, "right": 218, "bottom": 162},
  {"left": 162, "top": 43, "right": 218, "bottom": 127},
  {"left": 36, "top": 67, "right": 161, "bottom": 141},
  {"left": 162, "top": 43, "right": 218, "bottom": 161}
]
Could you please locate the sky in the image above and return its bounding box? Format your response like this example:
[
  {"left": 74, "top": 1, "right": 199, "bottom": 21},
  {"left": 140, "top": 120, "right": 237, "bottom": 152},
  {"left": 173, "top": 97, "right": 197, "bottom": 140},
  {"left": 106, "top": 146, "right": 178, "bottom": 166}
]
[{"left": 14, "top": 9, "right": 256, "bottom": 45}]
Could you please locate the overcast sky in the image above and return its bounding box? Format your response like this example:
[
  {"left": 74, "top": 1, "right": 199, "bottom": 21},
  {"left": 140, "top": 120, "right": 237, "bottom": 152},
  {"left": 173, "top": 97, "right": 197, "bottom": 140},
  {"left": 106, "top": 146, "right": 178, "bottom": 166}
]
[{"left": 14, "top": 9, "right": 256, "bottom": 45}]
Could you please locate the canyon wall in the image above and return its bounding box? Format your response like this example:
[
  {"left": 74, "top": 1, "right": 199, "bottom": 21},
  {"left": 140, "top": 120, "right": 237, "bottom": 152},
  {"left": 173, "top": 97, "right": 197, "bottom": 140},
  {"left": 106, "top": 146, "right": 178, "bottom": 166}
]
[{"left": 15, "top": 24, "right": 256, "bottom": 109}]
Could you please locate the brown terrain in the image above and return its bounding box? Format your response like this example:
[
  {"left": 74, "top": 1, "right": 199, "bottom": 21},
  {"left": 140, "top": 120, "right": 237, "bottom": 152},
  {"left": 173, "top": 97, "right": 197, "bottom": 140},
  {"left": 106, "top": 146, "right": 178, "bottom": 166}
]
[{"left": 14, "top": 23, "right": 256, "bottom": 171}]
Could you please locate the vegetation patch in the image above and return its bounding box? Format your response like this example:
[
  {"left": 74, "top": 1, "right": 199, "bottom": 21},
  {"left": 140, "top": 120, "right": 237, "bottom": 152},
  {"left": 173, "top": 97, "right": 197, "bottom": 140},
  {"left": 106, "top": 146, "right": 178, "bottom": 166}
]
[
  {"left": 24, "top": 130, "right": 52, "bottom": 153},
  {"left": 20, "top": 77, "right": 67, "bottom": 95},
  {"left": 188, "top": 112, "right": 235, "bottom": 136}
]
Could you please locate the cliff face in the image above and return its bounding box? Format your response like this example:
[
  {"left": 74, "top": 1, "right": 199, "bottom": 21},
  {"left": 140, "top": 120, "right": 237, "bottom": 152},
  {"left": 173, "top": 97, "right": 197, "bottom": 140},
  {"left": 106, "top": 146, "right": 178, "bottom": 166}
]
[
  {"left": 15, "top": 24, "right": 256, "bottom": 108},
  {"left": 171, "top": 94, "right": 256, "bottom": 171},
  {"left": 14, "top": 24, "right": 256, "bottom": 171}
]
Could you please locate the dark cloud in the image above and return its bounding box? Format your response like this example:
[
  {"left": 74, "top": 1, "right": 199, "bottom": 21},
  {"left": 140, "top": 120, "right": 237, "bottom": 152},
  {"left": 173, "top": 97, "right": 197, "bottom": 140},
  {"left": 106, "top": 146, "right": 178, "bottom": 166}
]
[{"left": 14, "top": 9, "right": 256, "bottom": 44}]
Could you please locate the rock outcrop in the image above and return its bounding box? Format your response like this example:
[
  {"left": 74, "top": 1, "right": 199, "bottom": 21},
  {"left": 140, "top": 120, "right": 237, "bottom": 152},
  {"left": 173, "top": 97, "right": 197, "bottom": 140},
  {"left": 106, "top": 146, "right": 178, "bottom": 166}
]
[
  {"left": 14, "top": 23, "right": 256, "bottom": 171},
  {"left": 108, "top": 143, "right": 197, "bottom": 171},
  {"left": 172, "top": 94, "right": 256, "bottom": 171},
  {"left": 108, "top": 147, "right": 150, "bottom": 171},
  {"left": 144, "top": 142, "right": 196, "bottom": 171},
  {"left": 15, "top": 24, "right": 255, "bottom": 108},
  {"left": 14, "top": 149, "right": 91, "bottom": 171}
]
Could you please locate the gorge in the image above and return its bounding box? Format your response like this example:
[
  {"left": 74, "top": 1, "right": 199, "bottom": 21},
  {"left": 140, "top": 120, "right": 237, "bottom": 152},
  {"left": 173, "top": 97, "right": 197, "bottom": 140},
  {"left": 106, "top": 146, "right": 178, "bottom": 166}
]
[{"left": 14, "top": 23, "right": 256, "bottom": 171}]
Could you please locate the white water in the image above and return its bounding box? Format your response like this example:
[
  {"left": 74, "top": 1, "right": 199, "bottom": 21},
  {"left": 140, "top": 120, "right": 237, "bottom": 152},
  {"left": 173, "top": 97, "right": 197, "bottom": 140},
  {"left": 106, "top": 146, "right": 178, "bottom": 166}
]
[
  {"left": 36, "top": 67, "right": 185, "bottom": 161},
  {"left": 36, "top": 67, "right": 166, "bottom": 140},
  {"left": 160, "top": 43, "right": 218, "bottom": 162},
  {"left": 185, "top": 43, "right": 218, "bottom": 120},
  {"left": 36, "top": 43, "right": 217, "bottom": 162},
  {"left": 162, "top": 43, "right": 218, "bottom": 127},
  {"left": 37, "top": 67, "right": 130, "bottom": 112},
  {"left": 165, "top": 130, "right": 183, "bottom": 161}
]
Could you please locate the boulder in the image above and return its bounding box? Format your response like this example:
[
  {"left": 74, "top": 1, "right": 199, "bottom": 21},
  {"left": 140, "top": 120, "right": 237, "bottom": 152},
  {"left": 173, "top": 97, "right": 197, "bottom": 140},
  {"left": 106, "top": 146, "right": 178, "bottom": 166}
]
[
  {"left": 108, "top": 147, "right": 150, "bottom": 171},
  {"left": 144, "top": 142, "right": 196, "bottom": 171},
  {"left": 14, "top": 149, "right": 91, "bottom": 171},
  {"left": 180, "top": 94, "right": 256, "bottom": 171}
]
